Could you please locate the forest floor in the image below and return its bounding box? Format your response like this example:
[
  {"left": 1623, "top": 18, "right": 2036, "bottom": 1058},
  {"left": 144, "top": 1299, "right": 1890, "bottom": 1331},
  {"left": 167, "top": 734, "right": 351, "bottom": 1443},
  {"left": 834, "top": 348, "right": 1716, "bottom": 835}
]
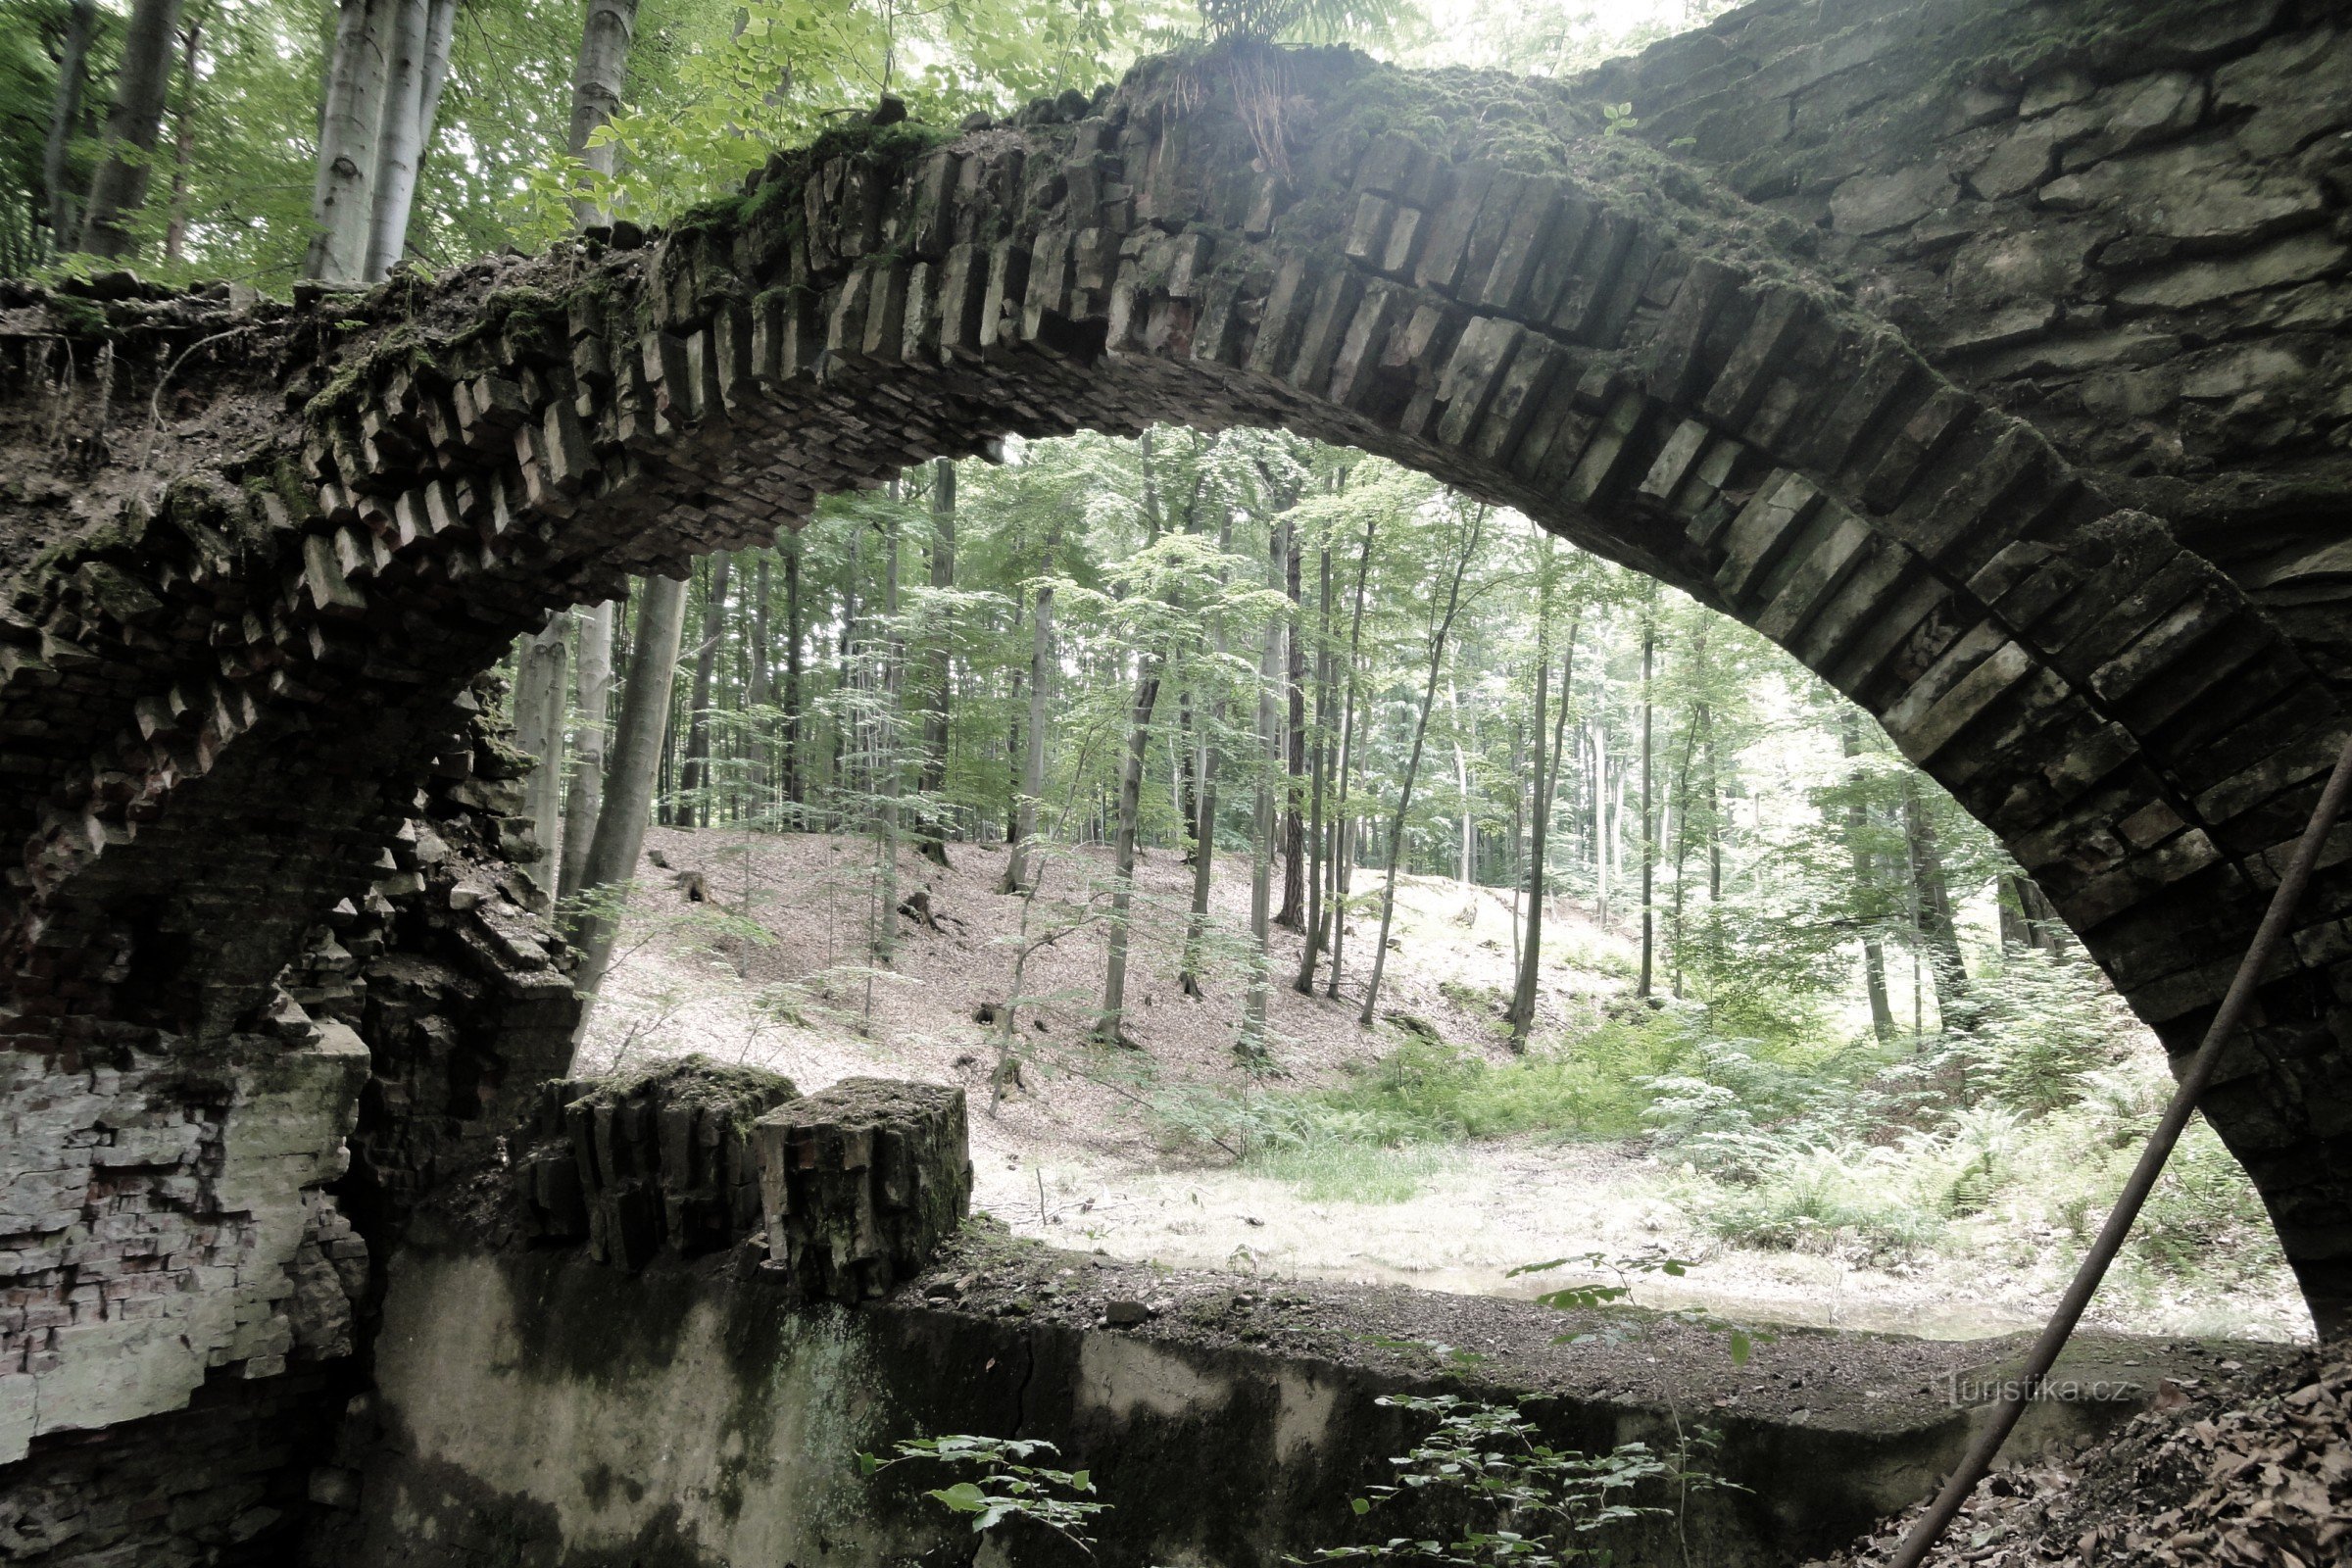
[{"left": 581, "top": 826, "right": 2314, "bottom": 1346}]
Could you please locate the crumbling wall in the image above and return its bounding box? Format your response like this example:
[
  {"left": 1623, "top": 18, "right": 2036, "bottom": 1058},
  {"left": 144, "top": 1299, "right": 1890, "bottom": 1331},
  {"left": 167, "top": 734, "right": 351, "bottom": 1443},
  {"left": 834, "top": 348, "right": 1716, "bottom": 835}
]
[{"left": 1, "top": 681, "right": 578, "bottom": 1564}]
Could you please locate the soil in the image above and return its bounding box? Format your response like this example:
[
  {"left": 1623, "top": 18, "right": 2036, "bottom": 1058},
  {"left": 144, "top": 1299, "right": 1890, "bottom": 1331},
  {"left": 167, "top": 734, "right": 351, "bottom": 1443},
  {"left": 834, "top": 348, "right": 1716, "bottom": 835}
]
[
  {"left": 917, "top": 1220, "right": 2300, "bottom": 1435},
  {"left": 588, "top": 826, "right": 2313, "bottom": 1348}
]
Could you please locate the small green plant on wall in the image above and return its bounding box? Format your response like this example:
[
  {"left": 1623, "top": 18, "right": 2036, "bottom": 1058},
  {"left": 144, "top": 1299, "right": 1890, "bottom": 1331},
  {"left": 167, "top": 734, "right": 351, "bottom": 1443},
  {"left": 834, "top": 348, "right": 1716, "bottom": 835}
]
[
  {"left": 865, "top": 1396, "right": 1735, "bottom": 1566},
  {"left": 1303, "top": 1395, "right": 1733, "bottom": 1568},
  {"left": 858, "top": 1435, "right": 1108, "bottom": 1555}
]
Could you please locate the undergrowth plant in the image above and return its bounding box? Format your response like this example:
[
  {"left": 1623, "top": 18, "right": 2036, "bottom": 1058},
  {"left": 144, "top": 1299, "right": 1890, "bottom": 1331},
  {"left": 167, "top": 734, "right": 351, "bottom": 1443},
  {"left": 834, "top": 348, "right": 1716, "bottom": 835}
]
[
  {"left": 1303, "top": 1395, "right": 1734, "bottom": 1568},
  {"left": 858, "top": 1435, "right": 1107, "bottom": 1555},
  {"left": 865, "top": 1397, "right": 1736, "bottom": 1568}
]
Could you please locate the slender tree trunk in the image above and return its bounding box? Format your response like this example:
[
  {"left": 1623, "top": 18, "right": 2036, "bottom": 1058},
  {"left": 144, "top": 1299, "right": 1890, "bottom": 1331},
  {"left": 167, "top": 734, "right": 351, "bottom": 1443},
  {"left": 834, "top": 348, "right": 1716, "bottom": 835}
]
[
  {"left": 1508, "top": 609, "right": 1578, "bottom": 1047},
  {"left": 560, "top": 599, "right": 616, "bottom": 904},
  {"left": 1002, "top": 523, "right": 1061, "bottom": 894},
  {"left": 1242, "top": 593, "right": 1279, "bottom": 1056},
  {"left": 513, "top": 615, "right": 571, "bottom": 886},
  {"left": 42, "top": 0, "right": 98, "bottom": 252},
  {"left": 1361, "top": 505, "right": 1487, "bottom": 1027},
  {"left": 1637, "top": 619, "right": 1656, "bottom": 999},
  {"left": 1325, "top": 514, "right": 1376, "bottom": 1001},
  {"left": 160, "top": 16, "right": 201, "bottom": 264},
  {"left": 1904, "top": 775, "right": 1971, "bottom": 1033},
  {"left": 917, "top": 459, "right": 955, "bottom": 866},
  {"left": 1275, "top": 518, "right": 1306, "bottom": 929},
  {"left": 874, "top": 498, "right": 903, "bottom": 969},
  {"left": 678, "top": 554, "right": 731, "bottom": 826},
  {"left": 78, "top": 0, "right": 186, "bottom": 258},
  {"left": 1840, "top": 711, "right": 1896, "bottom": 1042},
  {"left": 566, "top": 572, "right": 689, "bottom": 1049},
  {"left": 1591, "top": 717, "right": 1610, "bottom": 926},
  {"left": 360, "top": 0, "right": 451, "bottom": 280},
  {"left": 1096, "top": 658, "right": 1162, "bottom": 1047},
  {"left": 1670, "top": 705, "right": 1699, "bottom": 998},
  {"left": 782, "top": 530, "right": 805, "bottom": 812},
  {"left": 566, "top": 0, "right": 641, "bottom": 226},
  {"left": 1295, "top": 543, "right": 1334, "bottom": 993},
  {"left": 360, "top": 0, "right": 425, "bottom": 278},
  {"left": 1178, "top": 512, "right": 1232, "bottom": 995},
  {"left": 1706, "top": 725, "right": 1723, "bottom": 902},
  {"left": 746, "top": 552, "right": 772, "bottom": 809},
  {"left": 1449, "top": 675, "right": 1476, "bottom": 907},
  {"left": 305, "top": 0, "right": 388, "bottom": 282}
]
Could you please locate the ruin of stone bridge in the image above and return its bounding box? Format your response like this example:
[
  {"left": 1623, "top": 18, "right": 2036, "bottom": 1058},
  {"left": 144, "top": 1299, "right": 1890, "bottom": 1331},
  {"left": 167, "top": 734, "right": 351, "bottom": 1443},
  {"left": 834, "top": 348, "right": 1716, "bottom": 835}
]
[{"left": 3, "top": 0, "right": 2350, "bottom": 1561}]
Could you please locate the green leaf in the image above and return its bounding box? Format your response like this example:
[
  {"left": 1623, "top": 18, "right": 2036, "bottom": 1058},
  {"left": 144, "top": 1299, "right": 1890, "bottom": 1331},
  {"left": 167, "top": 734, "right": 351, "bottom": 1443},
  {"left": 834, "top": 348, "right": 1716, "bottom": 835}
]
[{"left": 1351, "top": 1497, "right": 1372, "bottom": 1516}]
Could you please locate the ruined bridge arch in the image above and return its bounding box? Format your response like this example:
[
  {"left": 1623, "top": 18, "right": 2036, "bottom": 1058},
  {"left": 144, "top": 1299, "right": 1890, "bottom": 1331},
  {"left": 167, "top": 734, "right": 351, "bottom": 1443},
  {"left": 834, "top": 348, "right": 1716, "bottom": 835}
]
[{"left": 5, "top": 27, "right": 2352, "bottom": 1386}]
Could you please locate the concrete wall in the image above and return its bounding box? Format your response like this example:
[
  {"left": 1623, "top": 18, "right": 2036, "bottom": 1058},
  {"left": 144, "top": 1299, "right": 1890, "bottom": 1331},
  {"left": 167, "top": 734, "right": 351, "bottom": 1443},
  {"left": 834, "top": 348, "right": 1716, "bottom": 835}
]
[{"left": 336, "top": 1236, "right": 2248, "bottom": 1568}]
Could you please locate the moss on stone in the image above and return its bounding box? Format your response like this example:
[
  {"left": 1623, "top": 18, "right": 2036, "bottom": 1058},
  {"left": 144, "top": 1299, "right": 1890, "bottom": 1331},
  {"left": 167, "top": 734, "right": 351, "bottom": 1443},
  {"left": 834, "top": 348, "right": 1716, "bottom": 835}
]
[{"left": 569, "top": 1054, "right": 800, "bottom": 1132}]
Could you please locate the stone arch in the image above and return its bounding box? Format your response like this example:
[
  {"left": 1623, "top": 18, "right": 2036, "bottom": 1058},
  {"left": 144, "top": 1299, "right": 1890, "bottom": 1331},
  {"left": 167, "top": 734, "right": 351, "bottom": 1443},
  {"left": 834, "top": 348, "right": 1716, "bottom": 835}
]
[{"left": 5, "top": 42, "right": 2350, "bottom": 1341}]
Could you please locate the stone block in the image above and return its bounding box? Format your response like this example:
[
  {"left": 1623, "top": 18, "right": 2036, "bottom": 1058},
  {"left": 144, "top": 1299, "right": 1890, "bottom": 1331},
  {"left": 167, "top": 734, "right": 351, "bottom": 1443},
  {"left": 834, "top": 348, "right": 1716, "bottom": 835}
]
[{"left": 754, "top": 1078, "right": 972, "bottom": 1303}]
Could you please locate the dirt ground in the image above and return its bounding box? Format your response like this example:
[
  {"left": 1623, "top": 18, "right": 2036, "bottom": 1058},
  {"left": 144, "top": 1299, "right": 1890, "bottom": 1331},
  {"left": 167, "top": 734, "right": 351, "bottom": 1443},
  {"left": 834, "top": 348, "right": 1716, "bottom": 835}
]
[{"left": 586, "top": 826, "right": 2313, "bottom": 1346}]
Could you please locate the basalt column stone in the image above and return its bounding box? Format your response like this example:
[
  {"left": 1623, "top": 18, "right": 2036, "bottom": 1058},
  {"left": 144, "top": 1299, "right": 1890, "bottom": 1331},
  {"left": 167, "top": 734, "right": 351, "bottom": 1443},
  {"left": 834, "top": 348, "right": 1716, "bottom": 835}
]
[
  {"left": 512, "top": 1057, "right": 800, "bottom": 1270},
  {"left": 754, "top": 1079, "right": 973, "bottom": 1303}
]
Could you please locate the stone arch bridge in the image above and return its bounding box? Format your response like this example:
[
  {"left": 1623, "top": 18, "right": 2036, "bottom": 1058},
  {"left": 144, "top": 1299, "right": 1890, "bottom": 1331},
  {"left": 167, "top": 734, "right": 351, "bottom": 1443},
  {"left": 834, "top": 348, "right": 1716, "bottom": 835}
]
[{"left": 4, "top": 0, "right": 2351, "bottom": 1519}]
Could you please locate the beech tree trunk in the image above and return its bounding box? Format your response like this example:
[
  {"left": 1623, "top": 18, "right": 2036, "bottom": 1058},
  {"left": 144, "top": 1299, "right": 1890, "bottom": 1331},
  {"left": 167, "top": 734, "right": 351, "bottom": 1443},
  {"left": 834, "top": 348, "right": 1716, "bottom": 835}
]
[
  {"left": 677, "top": 554, "right": 731, "bottom": 825},
  {"left": 745, "top": 552, "right": 772, "bottom": 806},
  {"left": 1179, "top": 512, "right": 1233, "bottom": 995},
  {"left": 1904, "top": 774, "right": 1972, "bottom": 1032},
  {"left": 41, "top": 0, "right": 97, "bottom": 251},
  {"left": 359, "top": 0, "right": 452, "bottom": 280},
  {"left": 1275, "top": 519, "right": 1306, "bottom": 929},
  {"left": 1840, "top": 711, "right": 1896, "bottom": 1042},
  {"left": 161, "top": 16, "right": 201, "bottom": 264},
  {"left": 1095, "top": 658, "right": 1161, "bottom": 1047},
  {"left": 566, "top": 0, "right": 642, "bottom": 226},
  {"left": 305, "top": 0, "right": 389, "bottom": 281},
  {"left": 916, "top": 459, "right": 955, "bottom": 866},
  {"left": 1361, "top": 505, "right": 1487, "bottom": 1027},
  {"left": 567, "top": 572, "right": 689, "bottom": 1045},
  {"left": 782, "top": 530, "right": 804, "bottom": 811},
  {"left": 1324, "top": 514, "right": 1376, "bottom": 1000},
  {"left": 78, "top": 0, "right": 185, "bottom": 258},
  {"left": 1002, "top": 523, "right": 1060, "bottom": 894},
  {"left": 1507, "top": 610, "right": 1577, "bottom": 1047},
  {"left": 560, "top": 600, "right": 615, "bottom": 904},
  {"left": 1637, "top": 620, "right": 1656, "bottom": 998},
  {"left": 1295, "top": 544, "right": 1334, "bottom": 993},
  {"left": 1242, "top": 594, "right": 1279, "bottom": 1057},
  {"left": 512, "top": 615, "right": 570, "bottom": 884}
]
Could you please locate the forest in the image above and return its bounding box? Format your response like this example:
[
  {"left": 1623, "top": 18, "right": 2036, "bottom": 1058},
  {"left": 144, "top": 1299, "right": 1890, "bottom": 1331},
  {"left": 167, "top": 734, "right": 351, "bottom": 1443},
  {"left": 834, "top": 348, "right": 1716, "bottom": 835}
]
[{"left": 0, "top": 0, "right": 2300, "bottom": 1338}]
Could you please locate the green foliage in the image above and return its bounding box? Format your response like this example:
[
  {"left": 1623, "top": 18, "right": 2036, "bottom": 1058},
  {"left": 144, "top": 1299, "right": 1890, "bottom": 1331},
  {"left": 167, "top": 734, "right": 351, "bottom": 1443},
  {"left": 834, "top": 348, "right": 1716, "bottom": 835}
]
[
  {"left": 1304, "top": 1395, "right": 1734, "bottom": 1568},
  {"left": 860, "top": 1434, "right": 1108, "bottom": 1552},
  {"left": 864, "top": 1396, "right": 1735, "bottom": 1568}
]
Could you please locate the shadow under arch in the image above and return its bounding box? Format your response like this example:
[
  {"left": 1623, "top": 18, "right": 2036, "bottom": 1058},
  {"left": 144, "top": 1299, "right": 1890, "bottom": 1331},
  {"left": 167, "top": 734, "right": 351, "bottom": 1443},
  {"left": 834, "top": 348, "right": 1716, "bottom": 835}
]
[{"left": 7, "top": 44, "right": 2349, "bottom": 1332}]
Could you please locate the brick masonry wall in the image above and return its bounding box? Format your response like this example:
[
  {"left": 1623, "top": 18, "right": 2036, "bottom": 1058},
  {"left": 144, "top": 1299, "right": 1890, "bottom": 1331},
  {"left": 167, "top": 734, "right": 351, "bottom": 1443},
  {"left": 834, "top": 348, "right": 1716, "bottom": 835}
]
[
  {"left": 1587, "top": 0, "right": 2352, "bottom": 673},
  {"left": 2, "top": 683, "right": 576, "bottom": 1562}
]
